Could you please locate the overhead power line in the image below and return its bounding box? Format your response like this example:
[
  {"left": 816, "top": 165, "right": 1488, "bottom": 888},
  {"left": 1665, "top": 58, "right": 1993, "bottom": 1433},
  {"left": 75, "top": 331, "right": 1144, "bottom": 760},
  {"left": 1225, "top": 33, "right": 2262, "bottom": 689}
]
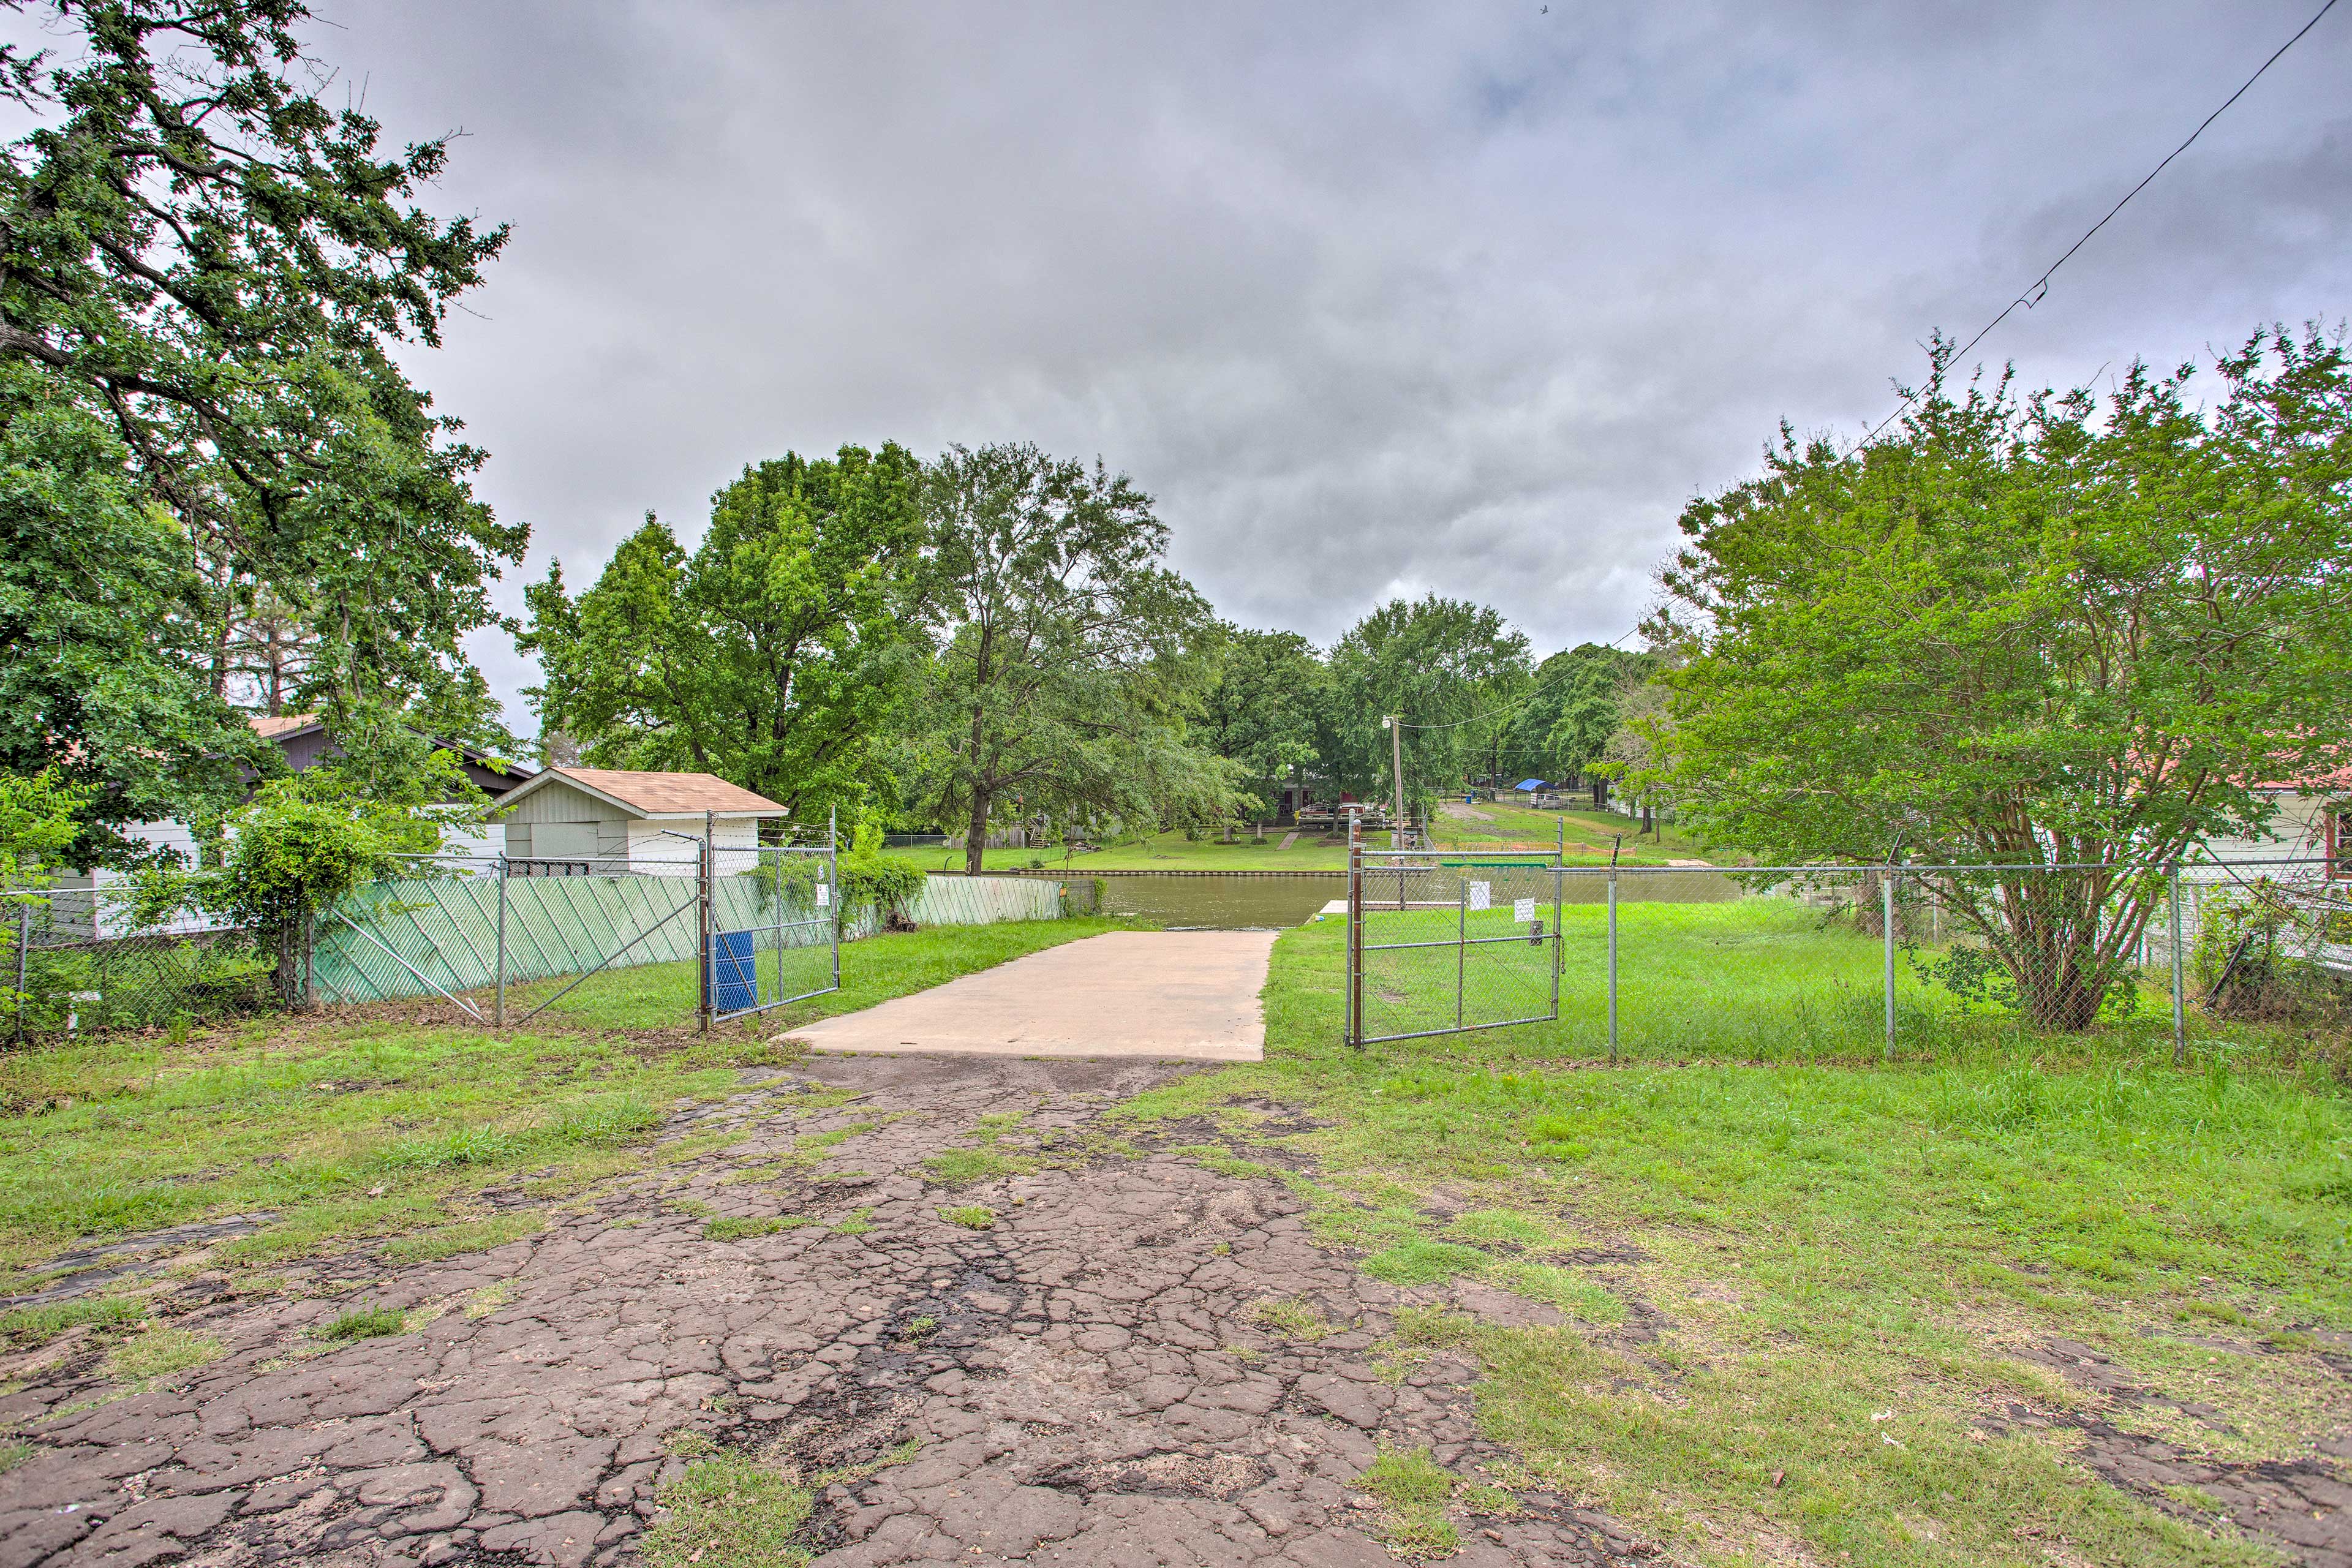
[{"left": 1866, "top": 0, "right": 2343, "bottom": 442}]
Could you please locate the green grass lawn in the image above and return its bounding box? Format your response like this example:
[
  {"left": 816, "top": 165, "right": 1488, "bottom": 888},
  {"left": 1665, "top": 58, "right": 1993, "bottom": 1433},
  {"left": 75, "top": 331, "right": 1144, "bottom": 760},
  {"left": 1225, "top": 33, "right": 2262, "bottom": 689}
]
[
  {"left": 1357, "top": 893, "right": 2106, "bottom": 1057},
  {"left": 1123, "top": 913, "right": 2351, "bottom": 1567},
  {"left": 0, "top": 918, "right": 1123, "bottom": 1296},
  {"left": 504, "top": 915, "right": 1131, "bottom": 1030}
]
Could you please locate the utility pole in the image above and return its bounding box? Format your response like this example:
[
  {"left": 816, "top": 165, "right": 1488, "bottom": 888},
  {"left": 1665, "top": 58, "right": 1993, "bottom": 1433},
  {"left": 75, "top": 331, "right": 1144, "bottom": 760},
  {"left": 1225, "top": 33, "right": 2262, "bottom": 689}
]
[{"left": 1385, "top": 715, "right": 1404, "bottom": 850}]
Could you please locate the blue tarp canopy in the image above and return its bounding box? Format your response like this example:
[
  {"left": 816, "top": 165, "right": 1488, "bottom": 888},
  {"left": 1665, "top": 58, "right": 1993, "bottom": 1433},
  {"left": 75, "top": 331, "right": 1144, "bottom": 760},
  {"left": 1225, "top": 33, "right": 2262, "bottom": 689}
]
[{"left": 1513, "top": 778, "right": 1547, "bottom": 791}]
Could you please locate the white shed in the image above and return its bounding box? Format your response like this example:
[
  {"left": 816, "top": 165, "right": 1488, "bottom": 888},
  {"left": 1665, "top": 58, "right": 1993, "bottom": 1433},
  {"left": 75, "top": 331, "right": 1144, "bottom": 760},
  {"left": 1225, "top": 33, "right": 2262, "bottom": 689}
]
[{"left": 494, "top": 768, "right": 789, "bottom": 876}]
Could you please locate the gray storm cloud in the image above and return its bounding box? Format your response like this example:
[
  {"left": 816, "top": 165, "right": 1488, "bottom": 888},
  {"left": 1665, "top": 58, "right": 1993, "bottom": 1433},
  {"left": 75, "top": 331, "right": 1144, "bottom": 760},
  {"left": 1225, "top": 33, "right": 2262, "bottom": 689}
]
[{"left": 291, "top": 1, "right": 2352, "bottom": 728}]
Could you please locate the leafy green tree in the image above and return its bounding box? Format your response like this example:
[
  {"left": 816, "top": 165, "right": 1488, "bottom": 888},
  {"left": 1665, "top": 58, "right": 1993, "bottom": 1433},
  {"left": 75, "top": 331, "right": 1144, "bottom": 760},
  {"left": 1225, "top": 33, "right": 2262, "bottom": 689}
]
[
  {"left": 1327, "top": 595, "right": 1530, "bottom": 811},
  {"left": 0, "top": 0, "right": 522, "bottom": 846},
  {"left": 0, "top": 769, "right": 83, "bottom": 888},
  {"left": 835, "top": 812, "right": 924, "bottom": 928},
  {"left": 521, "top": 445, "right": 925, "bottom": 821},
  {"left": 1632, "top": 327, "right": 2352, "bottom": 1028},
  {"left": 0, "top": 364, "right": 262, "bottom": 860},
  {"left": 1498, "top": 643, "right": 1651, "bottom": 793},
  {"left": 209, "top": 769, "right": 430, "bottom": 1003},
  {"left": 916, "top": 442, "right": 1237, "bottom": 873},
  {"left": 1194, "top": 625, "right": 1325, "bottom": 823}
]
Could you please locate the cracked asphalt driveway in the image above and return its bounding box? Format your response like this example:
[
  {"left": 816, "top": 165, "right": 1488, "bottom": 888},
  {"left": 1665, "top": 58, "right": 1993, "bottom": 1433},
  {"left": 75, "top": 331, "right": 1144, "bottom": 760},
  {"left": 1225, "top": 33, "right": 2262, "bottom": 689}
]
[{"left": 0, "top": 1053, "right": 1649, "bottom": 1568}]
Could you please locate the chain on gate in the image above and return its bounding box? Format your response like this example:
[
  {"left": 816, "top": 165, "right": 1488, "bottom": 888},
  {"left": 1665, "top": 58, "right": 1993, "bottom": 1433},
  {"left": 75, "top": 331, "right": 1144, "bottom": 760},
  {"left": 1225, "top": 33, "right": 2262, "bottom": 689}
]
[{"left": 1345, "top": 827, "right": 1562, "bottom": 1046}]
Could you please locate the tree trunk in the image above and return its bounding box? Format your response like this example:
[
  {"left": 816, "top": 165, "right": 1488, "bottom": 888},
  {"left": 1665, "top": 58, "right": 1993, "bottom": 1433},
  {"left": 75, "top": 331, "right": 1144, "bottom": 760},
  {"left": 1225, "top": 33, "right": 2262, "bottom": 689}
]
[
  {"left": 964, "top": 785, "right": 990, "bottom": 875},
  {"left": 274, "top": 928, "right": 299, "bottom": 1005}
]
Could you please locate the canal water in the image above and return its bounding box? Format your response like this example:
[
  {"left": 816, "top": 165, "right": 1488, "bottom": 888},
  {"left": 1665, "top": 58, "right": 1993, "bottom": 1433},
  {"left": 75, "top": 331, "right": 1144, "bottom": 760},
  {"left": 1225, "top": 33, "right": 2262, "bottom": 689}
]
[
  {"left": 1047, "top": 867, "right": 1746, "bottom": 930},
  {"left": 1091, "top": 875, "right": 1340, "bottom": 930}
]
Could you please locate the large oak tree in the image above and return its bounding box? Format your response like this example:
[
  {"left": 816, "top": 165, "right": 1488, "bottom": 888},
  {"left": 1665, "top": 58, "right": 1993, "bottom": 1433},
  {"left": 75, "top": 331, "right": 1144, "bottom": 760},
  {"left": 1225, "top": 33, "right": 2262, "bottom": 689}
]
[
  {"left": 916, "top": 443, "right": 1236, "bottom": 872},
  {"left": 521, "top": 445, "right": 925, "bottom": 822},
  {"left": 0, "top": 0, "right": 521, "bottom": 859}
]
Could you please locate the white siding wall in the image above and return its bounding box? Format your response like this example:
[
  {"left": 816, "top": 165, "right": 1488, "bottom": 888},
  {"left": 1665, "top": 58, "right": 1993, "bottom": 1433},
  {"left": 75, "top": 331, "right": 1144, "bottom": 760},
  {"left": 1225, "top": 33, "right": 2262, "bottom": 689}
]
[
  {"left": 2195, "top": 791, "right": 2332, "bottom": 881},
  {"left": 85, "top": 820, "right": 223, "bottom": 937},
  {"left": 627, "top": 816, "right": 762, "bottom": 876},
  {"left": 439, "top": 821, "right": 505, "bottom": 865}
]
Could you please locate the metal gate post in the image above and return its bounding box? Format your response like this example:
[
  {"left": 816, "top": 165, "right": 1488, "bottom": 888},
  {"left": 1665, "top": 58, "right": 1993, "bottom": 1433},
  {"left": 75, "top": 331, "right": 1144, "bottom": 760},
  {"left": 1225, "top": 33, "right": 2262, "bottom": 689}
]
[
  {"left": 1347, "top": 820, "right": 1363, "bottom": 1047},
  {"left": 12, "top": 902, "right": 28, "bottom": 1043},
  {"left": 1883, "top": 871, "right": 1897, "bottom": 1061},
  {"left": 829, "top": 806, "right": 840, "bottom": 994},
  {"left": 1555, "top": 818, "right": 1564, "bottom": 868},
  {"left": 698, "top": 809, "right": 714, "bottom": 1034},
  {"left": 1606, "top": 869, "right": 1619, "bottom": 1064},
  {"left": 493, "top": 855, "right": 508, "bottom": 1030},
  {"left": 1550, "top": 867, "right": 1562, "bottom": 1022},
  {"left": 1455, "top": 870, "right": 1466, "bottom": 1030},
  {"left": 2169, "top": 862, "right": 2185, "bottom": 1065}
]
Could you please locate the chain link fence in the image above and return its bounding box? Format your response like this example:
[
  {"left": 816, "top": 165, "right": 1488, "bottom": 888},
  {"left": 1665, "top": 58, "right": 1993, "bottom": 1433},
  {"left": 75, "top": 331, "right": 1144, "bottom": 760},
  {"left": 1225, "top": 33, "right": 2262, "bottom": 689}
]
[
  {"left": 4, "top": 885, "right": 270, "bottom": 1041},
  {"left": 6, "top": 835, "right": 1066, "bottom": 1041},
  {"left": 1348, "top": 838, "right": 2350, "bottom": 1057}
]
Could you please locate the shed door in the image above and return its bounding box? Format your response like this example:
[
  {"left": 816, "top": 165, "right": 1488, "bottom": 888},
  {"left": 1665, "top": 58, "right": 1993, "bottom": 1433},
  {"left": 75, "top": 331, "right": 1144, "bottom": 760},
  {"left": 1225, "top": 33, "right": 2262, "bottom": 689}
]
[{"left": 533, "top": 823, "right": 601, "bottom": 863}]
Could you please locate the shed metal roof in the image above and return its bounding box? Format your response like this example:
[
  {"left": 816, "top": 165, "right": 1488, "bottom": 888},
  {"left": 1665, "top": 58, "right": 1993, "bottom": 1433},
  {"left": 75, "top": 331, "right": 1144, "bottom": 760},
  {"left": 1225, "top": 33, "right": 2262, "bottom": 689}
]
[{"left": 498, "top": 767, "right": 786, "bottom": 819}]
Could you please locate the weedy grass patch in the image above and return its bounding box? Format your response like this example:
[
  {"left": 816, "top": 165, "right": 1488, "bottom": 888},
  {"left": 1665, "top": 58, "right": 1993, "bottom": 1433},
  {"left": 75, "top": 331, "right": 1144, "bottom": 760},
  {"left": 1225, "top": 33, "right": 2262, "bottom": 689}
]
[
  {"left": 1353, "top": 1445, "right": 1461, "bottom": 1557},
  {"left": 921, "top": 1148, "right": 1038, "bottom": 1188},
  {"left": 0, "top": 921, "right": 1121, "bottom": 1283},
  {"left": 703, "top": 1215, "right": 802, "bottom": 1242},
  {"left": 379, "top": 1213, "right": 542, "bottom": 1265},
  {"left": 1115, "top": 916, "right": 2343, "bottom": 1567},
  {"left": 314, "top": 1305, "right": 408, "bottom": 1342},
  {"left": 1248, "top": 1297, "right": 1335, "bottom": 1341},
  {"left": 105, "top": 1325, "right": 222, "bottom": 1383},
  {"left": 938, "top": 1204, "right": 995, "bottom": 1229},
  {"left": 639, "top": 1446, "right": 816, "bottom": 1568},
  {"left": 0, "top": 1294, "right": 143, "bottom": 1347}
]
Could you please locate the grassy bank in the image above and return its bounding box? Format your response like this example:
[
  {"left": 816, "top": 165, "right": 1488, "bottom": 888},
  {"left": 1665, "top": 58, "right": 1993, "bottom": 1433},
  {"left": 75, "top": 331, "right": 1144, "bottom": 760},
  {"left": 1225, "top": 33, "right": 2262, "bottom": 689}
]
[
  {"left": 0, "top": 918, "right": 1123, "bottom": 1295},
  {"left": 1124, "top": 916, "right": 2351, "bottom": 1566}
]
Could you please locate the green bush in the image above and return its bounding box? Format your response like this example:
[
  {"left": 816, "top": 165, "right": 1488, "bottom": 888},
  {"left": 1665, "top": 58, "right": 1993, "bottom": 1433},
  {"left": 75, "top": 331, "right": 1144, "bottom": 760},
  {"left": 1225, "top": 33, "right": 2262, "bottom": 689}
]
[{"left": 837, "top": 815, "right": 923, "bottom": 927}]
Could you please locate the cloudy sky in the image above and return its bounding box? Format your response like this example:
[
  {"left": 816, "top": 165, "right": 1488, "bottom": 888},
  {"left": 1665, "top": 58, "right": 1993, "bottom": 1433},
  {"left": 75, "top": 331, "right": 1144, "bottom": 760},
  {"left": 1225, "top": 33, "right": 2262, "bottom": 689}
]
[{"left": 314, "top": 1, "right": 2352, "bottom": 734}]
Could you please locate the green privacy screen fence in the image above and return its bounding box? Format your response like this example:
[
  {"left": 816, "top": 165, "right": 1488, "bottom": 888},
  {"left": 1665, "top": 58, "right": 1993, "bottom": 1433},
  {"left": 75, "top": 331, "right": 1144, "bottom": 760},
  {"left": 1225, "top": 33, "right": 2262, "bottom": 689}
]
[{"left": 310, "top": 864, "right": 1062, "bottom": 1011}]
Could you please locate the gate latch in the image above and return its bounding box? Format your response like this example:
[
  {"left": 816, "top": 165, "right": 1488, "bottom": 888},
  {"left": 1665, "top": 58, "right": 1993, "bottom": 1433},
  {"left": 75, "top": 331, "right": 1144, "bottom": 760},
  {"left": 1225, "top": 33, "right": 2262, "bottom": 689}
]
[{"left": 1529, "top": 919, "right": 1545, "bottom": 946}]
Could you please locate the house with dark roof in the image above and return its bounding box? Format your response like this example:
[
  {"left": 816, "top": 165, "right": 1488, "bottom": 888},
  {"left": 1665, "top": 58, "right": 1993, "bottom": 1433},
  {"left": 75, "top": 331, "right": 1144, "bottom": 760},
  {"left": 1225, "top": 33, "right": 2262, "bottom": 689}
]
[
  {"left": 246, "top": 714, "right": 537, "bottom": 804},
  {"left": 492, "top": 767, "right": 790, "bottom": 876}
]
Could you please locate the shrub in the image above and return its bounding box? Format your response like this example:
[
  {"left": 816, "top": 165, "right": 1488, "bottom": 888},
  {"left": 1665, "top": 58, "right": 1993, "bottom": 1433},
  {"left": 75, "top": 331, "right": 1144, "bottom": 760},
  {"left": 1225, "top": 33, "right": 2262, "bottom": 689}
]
[{"left": 837, "top": 815, "right": 923, "bottom": 929}]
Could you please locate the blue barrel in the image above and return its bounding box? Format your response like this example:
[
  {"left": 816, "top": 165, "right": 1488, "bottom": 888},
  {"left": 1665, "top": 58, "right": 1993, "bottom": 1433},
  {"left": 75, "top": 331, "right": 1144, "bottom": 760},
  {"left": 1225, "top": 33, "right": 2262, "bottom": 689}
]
[{"left": 707, "top": 930, "right": 757, "bottom": 1013}]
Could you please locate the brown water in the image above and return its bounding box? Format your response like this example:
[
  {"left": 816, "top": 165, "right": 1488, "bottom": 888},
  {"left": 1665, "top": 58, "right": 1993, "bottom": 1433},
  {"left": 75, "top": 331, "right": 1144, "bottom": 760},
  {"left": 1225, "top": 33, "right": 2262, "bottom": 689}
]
[
  {"left": 1093, "top": 875, "right": 1340, "bottom": 930},
  {"left": 1070, "top": 866, "right": 1745, "bottom": 929}
]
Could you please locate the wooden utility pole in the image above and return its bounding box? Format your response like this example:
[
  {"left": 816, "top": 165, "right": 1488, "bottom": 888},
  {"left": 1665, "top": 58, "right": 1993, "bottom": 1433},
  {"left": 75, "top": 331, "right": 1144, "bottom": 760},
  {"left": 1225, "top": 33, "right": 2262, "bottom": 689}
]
[{"left": 1385, "top": 715, "right": 1404, "bottom": 850}]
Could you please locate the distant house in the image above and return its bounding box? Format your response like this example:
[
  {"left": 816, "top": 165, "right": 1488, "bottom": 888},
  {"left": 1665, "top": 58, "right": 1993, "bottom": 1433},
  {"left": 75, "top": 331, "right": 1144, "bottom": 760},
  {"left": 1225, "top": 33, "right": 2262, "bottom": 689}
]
[{"left": 493, "top": 768, "right": 790, "bottom": 876}]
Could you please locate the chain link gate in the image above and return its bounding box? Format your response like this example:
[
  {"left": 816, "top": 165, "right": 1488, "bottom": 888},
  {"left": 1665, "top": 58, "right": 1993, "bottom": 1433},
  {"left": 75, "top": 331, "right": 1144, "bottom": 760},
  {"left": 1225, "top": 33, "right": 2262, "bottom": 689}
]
[
  {"left": 1345, "top": 832, "right": 1561, "bottom": 1046},
  {"left": 704, "top": 820, "right": 840, "bottom": 1027}
]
